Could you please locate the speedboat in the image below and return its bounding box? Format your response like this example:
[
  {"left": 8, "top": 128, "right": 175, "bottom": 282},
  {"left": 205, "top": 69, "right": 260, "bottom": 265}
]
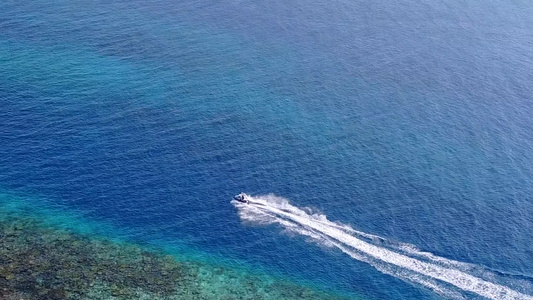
[{"left": 233, "top": 193, "right": 251, "bottom": 204}]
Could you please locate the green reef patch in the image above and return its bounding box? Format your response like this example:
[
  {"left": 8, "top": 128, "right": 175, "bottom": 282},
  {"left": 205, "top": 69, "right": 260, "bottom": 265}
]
[
  {"left": 0, "top": 216, "right": 350, "bottom": 300},
  {"left": 0, "top": 192, "right": 350, "bottom": 300}
]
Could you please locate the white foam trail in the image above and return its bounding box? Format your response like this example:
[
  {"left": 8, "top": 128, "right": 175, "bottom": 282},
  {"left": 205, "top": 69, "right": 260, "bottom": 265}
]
[{"left": 233, "top": 195, "right": 533, "bottom": 300}]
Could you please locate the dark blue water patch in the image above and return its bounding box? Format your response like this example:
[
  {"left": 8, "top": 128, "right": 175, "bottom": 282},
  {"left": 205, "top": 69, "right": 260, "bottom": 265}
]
[{"left": 0, "top": 87, "right": 442, "bottom": 299}]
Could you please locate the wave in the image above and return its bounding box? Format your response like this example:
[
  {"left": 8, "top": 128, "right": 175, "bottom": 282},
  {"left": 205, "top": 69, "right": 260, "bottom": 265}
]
[{"left": 232, "top": 194, "right": 533, "bottom": 300}]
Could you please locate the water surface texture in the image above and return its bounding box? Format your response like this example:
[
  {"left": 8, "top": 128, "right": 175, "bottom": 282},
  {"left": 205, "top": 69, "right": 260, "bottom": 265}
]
[{"left": 1, "top": 0, "right": 533, "bottom": 299}]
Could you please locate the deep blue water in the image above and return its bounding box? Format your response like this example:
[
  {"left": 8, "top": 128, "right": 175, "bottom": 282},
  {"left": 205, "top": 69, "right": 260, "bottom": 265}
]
[{"left": 1, "top": 0, "right": 533, "bottom": 299}]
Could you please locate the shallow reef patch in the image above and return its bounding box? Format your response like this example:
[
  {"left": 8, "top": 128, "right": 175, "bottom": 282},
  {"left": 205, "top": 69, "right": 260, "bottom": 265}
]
[{"left": 0, "top": 215, "right": 350, "bottom": 300}]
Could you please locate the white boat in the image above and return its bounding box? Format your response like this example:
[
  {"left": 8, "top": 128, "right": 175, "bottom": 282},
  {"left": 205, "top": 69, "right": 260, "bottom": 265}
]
[{"left": 233, "top": 193, "right": 251, "bottom": 204}]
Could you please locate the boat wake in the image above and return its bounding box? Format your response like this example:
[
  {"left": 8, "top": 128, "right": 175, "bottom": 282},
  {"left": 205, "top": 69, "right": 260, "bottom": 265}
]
[{"left": 232, "top": 194, "right": 533, "bottom": 300}]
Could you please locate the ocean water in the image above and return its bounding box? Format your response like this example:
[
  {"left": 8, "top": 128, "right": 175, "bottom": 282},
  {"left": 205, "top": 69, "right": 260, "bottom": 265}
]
[{"left": 1, "top": 0, "right": 533, "bottom": 299}]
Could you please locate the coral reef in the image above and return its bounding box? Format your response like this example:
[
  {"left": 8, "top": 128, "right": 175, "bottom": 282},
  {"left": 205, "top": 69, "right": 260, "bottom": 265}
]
[{"left": 0, "top": 216, "right": 348, "bottom": 300}]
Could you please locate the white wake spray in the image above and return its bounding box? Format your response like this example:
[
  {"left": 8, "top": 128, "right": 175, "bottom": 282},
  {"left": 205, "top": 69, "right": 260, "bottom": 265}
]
[{"left": 232, "top": 194, "right": 533, "bottom": 300}]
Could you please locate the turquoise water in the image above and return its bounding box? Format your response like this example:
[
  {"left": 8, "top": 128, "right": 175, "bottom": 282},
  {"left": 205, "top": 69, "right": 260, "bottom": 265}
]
[{"left": 1, "top": 1, "right": 533, "bottom": 299}]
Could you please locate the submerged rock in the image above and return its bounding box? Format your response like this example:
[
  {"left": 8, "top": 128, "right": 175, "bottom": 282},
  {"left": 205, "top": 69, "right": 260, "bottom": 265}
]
[{"left": 0, "top": 216, "right": 350, "bottom": 300}]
